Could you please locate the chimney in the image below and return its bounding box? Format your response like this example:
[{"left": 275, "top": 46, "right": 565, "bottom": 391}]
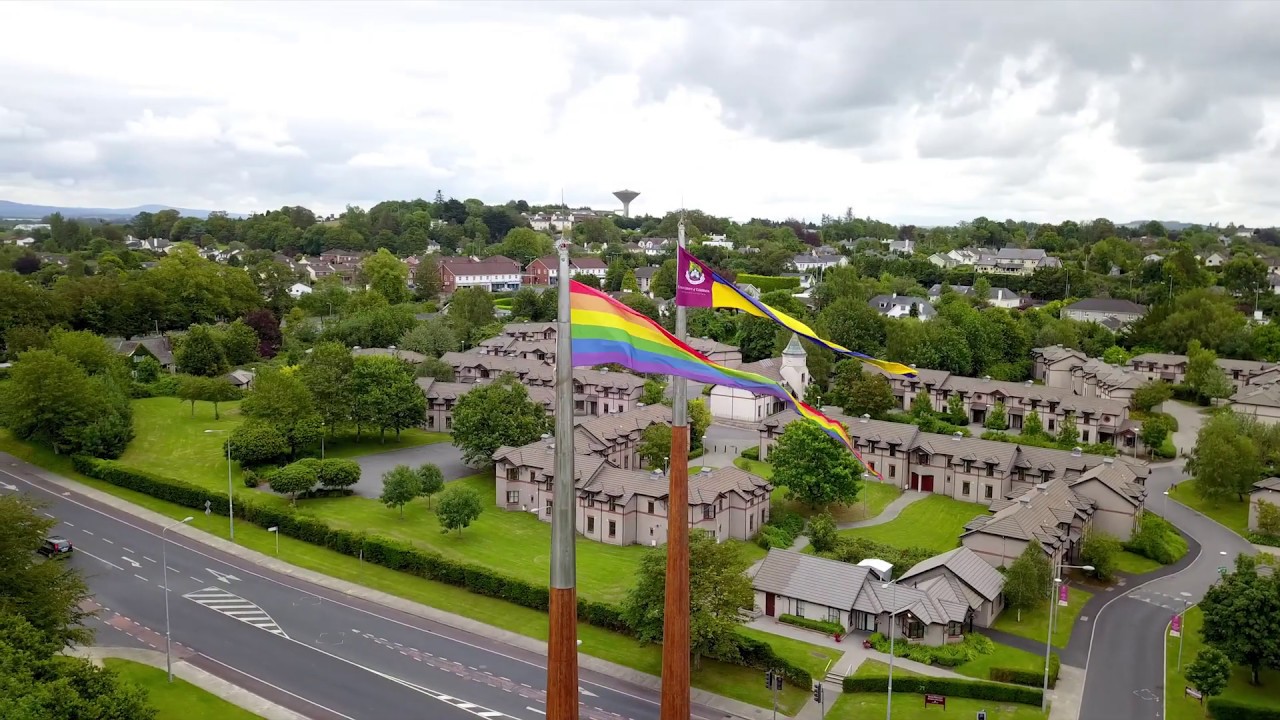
[
  {"left": 540, "top": 434, "right": 551, "bottom": 440},
  {"left": 953, "top": 432, "right": 962, "bottom": 440},
  {"left": 892, "top": 292, "right": 898, "bottom": 299},
  {"left": 1019, "top": 496, "right": 1032, "bottom": 507},
  {"left": 637, "top": 402, "right": 646, "bottom": 408},
  {"left": 861, "top": 414, "right": 871, "bottom": 423},
  {"left": 1072, "top": 447, "right": 1082, "bottom": 457},
  {"left": 982, "top": 375, "right": 991, "bottom": 382},
  {"left": 1104, "top": 457, "right": 1115, "bottom": 464},
  {"left": 1024, "top": 380, "right": 1033, "bottom": 386},
  {"left": 700, "top": 467, "right": 712, "bottom": 474}
]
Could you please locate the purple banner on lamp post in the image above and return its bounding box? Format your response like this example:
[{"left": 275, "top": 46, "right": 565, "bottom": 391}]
[
  {"left": 1058, "top": 584, "right": 1069, "bottom": 606},
  {"left": 675, "top": 247, "right": 713, "bottom": 308},
  {"left": 1171, "top": 613, "right": 1182, "bottom": 637}
]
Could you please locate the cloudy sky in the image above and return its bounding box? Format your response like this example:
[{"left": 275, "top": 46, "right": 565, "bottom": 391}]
[{"left": 2, "top": 1, "right": 1279, "bottom": 225}]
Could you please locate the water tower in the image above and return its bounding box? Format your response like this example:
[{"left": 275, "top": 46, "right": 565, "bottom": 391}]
[{"left": 612, "top": 189, "right": 639, "bottom": 218}]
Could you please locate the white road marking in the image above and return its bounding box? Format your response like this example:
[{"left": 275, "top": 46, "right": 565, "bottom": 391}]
[
  {"left": 195, "top": 652, "right": 358, "bottom": 720},
  {"left": 63, "top": 521, "right": 74, "bottom": 527},
  {"left": 101, "top": 538, "right": 114, "bottom": 544},
  {"left": 42, "top": 511, "right": 54, "bottom": 518},
  {"left": 183, "top": 587, "right": 288, "bottom": 637},
  {"left": 121, "top": 556, "right": 141, "bottom": 568},
  {"left": 526, "top": 708, "right": 546, "bottom": 716},
  {"left": 76, "top": 548, "right": 124, "bottom": 571},
  {"left": 142, "top": 556, "right": 155, "bottom": 563},
  {"left": 82, "top": 530, "right": 93, "bottom": 536},
  {"left": 189, "top": 576, "right": 203, "bottom": 583},
  {"left": 123, "top": 547, "right": 135, "bottom": 553},
  {"left": 134, "top": 574, "right": 148, "bottom": 582}
]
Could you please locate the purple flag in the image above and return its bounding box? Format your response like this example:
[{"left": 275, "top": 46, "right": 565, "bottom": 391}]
[
  {"left": 675, "top": 247, "right": 713, "bottom": 307},
  {"left": 1058, "top": 584, "right": 1069, "bottom": 606},
  {"left": 1171, "top": 614, "right": 1182, "bottom": 637}
]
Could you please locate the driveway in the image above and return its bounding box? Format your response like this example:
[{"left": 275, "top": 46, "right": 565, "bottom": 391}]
[
  {"left": 350, "top": 441, "right": 473, "bottom": 498},
  {"left": 1158, "top": 400, "right": 1208, "bottom": 459}
]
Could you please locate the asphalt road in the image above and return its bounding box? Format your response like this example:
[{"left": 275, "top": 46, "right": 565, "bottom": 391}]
[
  {"left": 0, "top": 454, "right": 734, "bottom": 720},
  {"left": 351, "top": 442, "right": 474, "bottom": 498},
  {"left": 1078, "top": 463, "right": 1255, "bottom": 720}
]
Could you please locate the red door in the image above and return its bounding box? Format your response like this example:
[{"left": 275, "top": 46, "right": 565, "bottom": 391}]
[
  {"left": 922, "top": 475, "right": 935, "bottom": 492},
  {"left": 765, "top": 593, "right": 776, "bottom": 617},
  {"left": 910, "top": 473, "right": 919, "bottom": 491}
]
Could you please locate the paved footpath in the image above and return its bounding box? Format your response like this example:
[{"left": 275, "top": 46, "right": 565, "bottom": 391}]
[
  {"left": 836, "top": 489, "right": 927, "bottom": 530},
  {"left": 73, "top": 646, "right": 305, "bottom": 720}
]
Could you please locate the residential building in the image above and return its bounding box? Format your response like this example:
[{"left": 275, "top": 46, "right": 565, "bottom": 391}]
[
  {"left": 974, "top": 248, "right": 1061, "bottom": 276},
  {"left": 1229, "top": 383, "right": 1280, "bottom": 424},
  {"left": 417, "top": 378, "right": 475, "bottom": 432},
  {"left": 1204, "top": 252, "right": 1226, "bottom": 267},
  {"left": 523, "top": 212, "right": 576, "bottom": 232},
  {"left": 524, "top": 255, "right": 608, "bottom": 286},
  {"left": 477, "top": 337, "right": 558, "bottom": 364},
  {"left": 898, "top": 547, "right": 1006, "bottom": 629},
  {"left": 868, "top": 294, "right": 937, "bottom": 320},
  {"left": 1031, "top": 346, "right": 1089, "bottom": 388},
  {"left": 884, "top": 239, "right": 915, "bottom": 255},
  {"left": 439, "top": 348, "right": 645, "bottom": 416},
  {"left": 638, "top": 238, "right": 674, "bottom": 256},
  {"left": 502, "top": 322, "right": 556, "bottom": 342},
  {"left": 1129, "top": 352, "right": 1275, "bottom": 393},
  {"left": 757, "top": 413, "right": 1146, "bottom": 538},
  {"left": 633, "top": 266, "right": 658, "bottom": 294},
  {"left": 440, "top": 350, "right": 553, "bottom": 384},
  {"left": 1143, "top": 254, "right": 1164, "bottom": 263},
  {"left": 751, "top": 549, "right": 974, "bottom": 644},
  {"left": 109, "top": 335, "right": 175, "bottom": 371},
  {"left": 1249, "top": 478, "right": 1280, "bottom": 534},
  {"left": 287, "top": 282, "right": 313, "bottom": 299},
  {"left": 1030, "top": 346, "right": 1145, "bottom": 403},
  {"left": 224, "top": 369, "right": 255, "bottom": 390},
  {"left": 439, "top": 256, "right": 523, "bottom": 293},
  {"left": 1062, "top": 298, "right": 1147, "bottom": 328},
  {"left": 709, "top": 335, "right": 808, "bottom": 423},
  {"left": 792, "top": 253, "right": 848, "bottom": 273},
  {"left": 686, "top": 337, "right": 743, "bottom": 368},
  {"left": 961, "top": 478, "right": 1095, "bottom": 569},
  {"left": 927, "top": 248, "right": 983, "bottom": 269},
  {"left": 926, "top": 284, "right": 1022, "bottom": 309}
]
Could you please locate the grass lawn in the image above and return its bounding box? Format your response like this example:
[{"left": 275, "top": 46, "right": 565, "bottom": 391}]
[
  {"left": 1165, "top": 606, "right": 1280, "bottom": 720},
  {"left": 743, "top": 458, "right": 902, "bottom": 524},
  {"left": 830, "top": 691, "right": 1047, "bottom": 719},
  {"left": 992, "top": 585, "right": 1092, "bottom": 649},
  {"left": 854, "top": 659, "right": 924, "bottom": 678},
  {"left": 119, "top": 398, "right": 450, "bottom": 493},
  {"left": 739, "top": 627, "right": 844, "bottom": 680},
  {"left": 838, "top": 494, "right": 985, "bottom": 553},
  {"left": 1115, "top": 550, "right": 1163, "bottom": 575},
  {"left": 955, "top": 640, "right": 1048, "bottom": 683},
  {"left": 103, "top": 658, "right": 264, "bottom": 720},
  {"left": 1168, "top": 482, "right": 1250, "bottom": 537},
  {"left": 0, "top": 431, "right": 820, "bottom": 714}
]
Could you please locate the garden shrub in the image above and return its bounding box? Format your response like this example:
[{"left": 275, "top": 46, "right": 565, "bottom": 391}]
[
  {"left": 990, "top": 652, "right": 1058, "bottom": 688},
  {"left": 1124, "top": 512, "right": 1188, "bottom": 564},
  {"left": 1206, "top": 699, "right": 1280, "bottom": 720},
  {"left": 740, "top": 447, "right": 760, "bottom": 460},
  {"left": 842, "top": 674, "right": 1042, "bottom": 706},
  {"left": 779, "top": 614, "right": 844, "bottom": 635},
  {"left": 867, "top": 631, "right": 993, "bottom": 667}
]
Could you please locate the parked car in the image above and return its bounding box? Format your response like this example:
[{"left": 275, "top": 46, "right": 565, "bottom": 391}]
[{"left": 38, "top": 535, "right": 73, "bottom": 557}]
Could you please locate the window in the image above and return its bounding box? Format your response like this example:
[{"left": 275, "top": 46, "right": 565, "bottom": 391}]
[
  {"left": 795, "top": 600, "right": 806, "bottom": 617},
  {"left": 984, "top": 485, "right": 993, "bottom": 499},
  {"left": 1081, "top": 430, "right": 1090, "bottom": 443},
  {"left": 962, "top": 481, "right": 971, "bottom": 496},
  {"left": 427, "top": 415, "right": 435, "bottom": 429},
  {"left": 963, "top": 460, "right": 973, "bottom": 473},
  {"left": 506, "top": 467, "right": 518, "bottom": 481},
  {"left": 529, "top": 470, "right": 536, "bottom": 482},
  {"left": 749, "top": 515, "right": 754, "bottom": 531},
  {"left": 587, "top": 516, "right": 595, "bottom": 533},
  {"left": 889, "top": 465, "right": 896, "bottom": 478},
  {"left": 545, "top": 499, "right": 553, "bottom": 514},
  {"left": 986, "top": 464, "right": 994, "bottom": 477},
  {"left": 906, "top": 618, "right": 925, "bottom": 639},
  {"left": 947, "top": 621, "right": 963, "bottom": 637},
  {"left": 889, "top": 446, "right": 897, "bottom": 457},
  {"left": 506, "top": 490, "right": 520, "bottom": 504},
  {"left": 828, "top": 607, "right": 841, "bottom": 624},
  {"left": 609, "top": 501, "right": 619, "bottom": 512},
  {"left": 647, "top": 501, "right": 655, "bottom": 514},
  {"left": 608, "top": 520, "right": 616, "bottom": 538},
  {"left": 702, "top": 506, "right": 715, "bottom": 520}
]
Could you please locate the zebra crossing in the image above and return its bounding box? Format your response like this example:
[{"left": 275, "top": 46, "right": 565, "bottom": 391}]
[{"left": 183, "top": 587, "right": 289, "bottom": 638}]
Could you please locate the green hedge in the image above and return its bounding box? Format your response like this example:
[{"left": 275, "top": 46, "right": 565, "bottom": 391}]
[
  {"left": 740, "top": 446, "right": 760, "bottom": 460},
  {"left": 989, "top": 652, "right": 1058, "bottom": 688},
  {"left": 69, "top": 455, "right": 809, "bottom": 685},
  {"left": 867, "top": 631, "right": 994, "bottom": 667},
  {"left": 1124, "top": 511, "right": 1188, "bottom": 564},
  {"left": 736, "top": 274, "right": 800, "bottom": 293},
  {"left": 779, "top": 614, "right": 843, "bottom": 636},
  {"left": 842, "top": 675, "right": 1043, "bottom": 706},
  {"left": 756, "top": 508, "right": 805, "bottom": 549},
  {"left": 1207, "top": 699, "right": 1280, "bottom": 720}
]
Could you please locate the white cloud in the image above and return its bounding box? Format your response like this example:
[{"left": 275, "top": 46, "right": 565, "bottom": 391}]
[{"left": 0, "top": 1, "right": 1277, "bottom": 225}]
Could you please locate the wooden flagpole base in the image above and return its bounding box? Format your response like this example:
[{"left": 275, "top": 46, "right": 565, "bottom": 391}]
[
  {"left": 660, "top": 424, "right": 691, "bottom": 720},
  {"left": 547, "top": 586, "right": 580, "bottom": 720}
]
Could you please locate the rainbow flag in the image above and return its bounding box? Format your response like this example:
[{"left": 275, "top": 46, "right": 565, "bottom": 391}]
[
  {"left": 570, "top": 281, "right": 882, "bottom": 479},
  {"left": 675, "top": 247, "right": 916, "bottom": 377}
]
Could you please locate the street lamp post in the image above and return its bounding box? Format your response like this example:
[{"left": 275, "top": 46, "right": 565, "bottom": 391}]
[
  {"left": 882, "top": 581, "right": 900, "bottom": 720},
  {"left": 1044, "top": 563, "right": 1094, "bottom": 712},
  {"left": 1176, "top": 591, "right": 1193, "bottom": 670},
  {"left": 204, "top": 430, "right": 234, "bottom": 541},
  {"left": 268, "top": 526, "right": 279, "bottom": 555},
  {"left": 162, "top": 516, "right": 194, "bottom": 682}
]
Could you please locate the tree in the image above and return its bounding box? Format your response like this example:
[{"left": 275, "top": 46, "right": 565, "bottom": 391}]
[
  {"left": 399, "top": 318, "right": 458, "bottom": 358},
  {"left": 808, "top": 511, "right": 838, "bottom": 553},
  {"left": 736, "top": 316, "right": 779, "bottom": 364},
  {"left": 650, "top": 259, "right": 677, "bottom": 299},
  {"left": 361, "top": 248, "right": 410, "bottom": 304},
  {"left": 269, "top": 462, "right": 317, "bottom": 505},
  {"left": 572, "top": 272, "right": 601, "bottom": 289},
  {"left": 217, "top": 319, "right": 260, "bottom": 365},
  {"left": 1080, "top": 530, "right": 1121, "bottom": 581},
  {"left": 349, "top": 355, "right": 426, "bottom": 442},
  {"left": 769, "top": 420, "right": 863, "bottom": 508},
  {"left": 622, "top": 269, "right": 639, "bottom": 292},
  {"left": 1102, "top": 346, "right": 1132, "bottom": 366},
  {"left": 1003, "top": 543, "right": 1052, "bottom": 621},
  {"left": 1185, "top": 646, "right": 1232, "bottom": 706},
  {"left": 436, "top": 484, "right": 483, "bottom": 534},
  {"left": 945, "top": 393, "right": 966, "bottom": 423},
  {"left": 1256, "top": 499, "right": 1280, "bottom": 537},
  {"left": 984, "top": 402, "right": 1008, "bottom": 431},
  {"left": 414, "top": 254, "right": 442, "bottom": 299},
  {"left": 1056, "top": 413, "right": 1080, "bottom": 447},
  {"left": 448, "top": 287, "right": 495, "bottom": 349},
  {"left": 417, "top": 464, "right": 445, "bottom": 508},
  {"left": 910, "top": 390, "right": 933, "bottom": 417},
  {"left": 1200, "top": 554, "right": 1280, "bottom": 685},
  {"left": 242, "top": 308, "right": 283, "bottom": 358},
  {"left": 299, "top": 341, "right": 354, "bottom": 432},
  {"left": 622, "top": 530, "right": 752, "bottom": 668},
  {"left": 844, "top": 373, "right": 896, "bottom": 420},
  {"left": 637, "top": 423, "right": 672, "bottom": 470},
  {"left": 618, "top": 292, "right": 661, "bottom": 322},
  {"left": 1185, "top": 340, "right": 1219, "bottom": 395},
  {"left": 0, "top": 494, "right": 93, "bottom": 649},
  {"left": 315, "top": 458, "right": 361, "bottom": 491},
  {"left": 1187, "top": 413, "right": 1261, "bottom": 504},
  {"left": 1131, "top": 380, "right": 1174, "bottom": 413},
  {"left": 175, "top": 324, "right": 228, "bottom": 377},
  {"left": 380, "top": 465, "right": 421, "bottom": 518},
  {"left": 689, "top": 398, "right": 711, "bottom": 453},
  {"left": 0, "top": 350, "right": 132, "bottom": 457},
  {"left": 1138, "top": 415, "right": 1174, "bottom": 457},
  {"left": 1023, "top": 409, "right": 1045, "bottom": 437},
  {"left": 417, "top": 356, "right": 456, "bottom": 381},
  {"left": 450, "top": 374, "right": 551, "bottom": 466},
  {"left": 241, "top": 367, "right": 321, "bottom": 456},
  {"left": 1200, "top": 369, "right": 1235, "bottom": 404},
  {"left": 640, "top": 379, "right": 666, "bottom": 406}
]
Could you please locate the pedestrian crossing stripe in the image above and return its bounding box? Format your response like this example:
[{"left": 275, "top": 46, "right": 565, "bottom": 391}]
[{"left": 183, "top": 587, "right": 289, "bottom": 638}]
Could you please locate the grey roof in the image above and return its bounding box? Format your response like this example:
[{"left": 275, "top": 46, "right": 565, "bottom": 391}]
[
  {"left": 352, "top": 347, "right": 427, "bottom": 364},
  {"left": 963, "top": 480, "right": 1095, "bottom": 553},
  {"left": 752, "top": 549, "right": 872, "bottom": 611},
  {"left": 1064, "top": 298, "right": 1147, "bottom": 315},
  {"left": 1231, "top": 383, "right": 1280, "bottom": 409},
  {"left": 632, "top": 266, "right": 658, "bottom": 279},
  {"left": 868, "top": 295, "right": 937, "bottom": 319},
  {"left": 687, "top": 337, "right": 741, "bottom": 356},
  {"left": 1069, "top": 459, "right": 1147, "bottom": 507},
  {"left": 1254, "top": 478, "right": 1280, "bottom": 493},
  {"left": 900, "top": 547, "right": 1005, "bottom": 603}
]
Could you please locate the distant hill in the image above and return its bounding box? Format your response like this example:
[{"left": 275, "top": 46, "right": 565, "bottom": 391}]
[
  {"left": 0, "top": 200, "right": 236, "bottom": 221},
  {"left": 1120, "top": 220, "right": 1199, "bottom": 232}
]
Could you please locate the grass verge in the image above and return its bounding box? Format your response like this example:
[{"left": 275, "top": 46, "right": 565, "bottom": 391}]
[
  {"left": 1164, "top": 606, "right": 1280, "bottom": 720},
  {"left": 837, "top": 494, "right": 984, "bottom": 554},
  {"left": 991, "top": 586, "right": 1092, "bottom": 649},
  {"left": 744, "top": 459, "right": 902, "bottom": 524},
  {"left": 103, "top": 658, "right": 264, "bottom": 720},
  {"left": 1167, "top": 482, "right": 1250, "bottom": 537},
  {"left": 955, "top": 640, "right": 1048, "bottom": 682},
  {"left": 1115, "top": 550, "right": 1163, "bottom": 575},
  {"left": 830, "top": 690, "right": 1047, "bottom": 719}
]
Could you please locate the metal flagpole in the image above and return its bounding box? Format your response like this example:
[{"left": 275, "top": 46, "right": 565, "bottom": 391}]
[
  {"left": 547, "top": 238, "right": 579, "bottom": 720},
  {"left": 661, "top": 215, "right": 691, "bottom": 720}
]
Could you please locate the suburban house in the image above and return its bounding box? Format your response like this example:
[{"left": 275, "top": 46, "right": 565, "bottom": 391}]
[
  {"left": 927, "top": 248, "right": 983, "bottom": 269},
  {"left": 865, "top": 367, "right": 1134, "bottom": 449},
  {"left": 633, "top": 266, "right": 658, "bottom": 294},
  {"left": 438, "top": 348, "right": 643, "bottom": 416},
  {"left": 868, "top": 294, "right": 937, "bottom": 320},
  {"left": 502, "top": 322, "right": 556, "bottom": 342},
  {"left": 1062, "top": 298, "right": 1148, "bottom": 329},
  {"left": 961, "top": 479, "right": 1096, "bottom": 569},
  {"left": 1249, "top": 478, "right": 1280, "bottom": 534},
  {"left": 440, "top": 350, "right": 552, "bottom": 384},
  {"left": 492, "top": 405, "right": 773, "bottom": 546},
  {"left": 109, "top": 335, "right": 175, "bottom": 371},
  {"left": 898, "top": 547, "right": 1006, "bottom": 629},
  {"left": 1203, "top": 252, "right": 1226, "bottom": 267},
  {"left": 638, "top": 238, "right": 674, "bottom": 256},
  {"left": 751, "top": 549, "right": 973, "bottom": 644},
  {"left": 1229, "top": 383, "right": 1280, "bottom": 425},
  {"left": 477, "top": 337, "right": 558, "bottom": 364},
  {"left": 288, "top": 282, "right": 313, "bottom": 299},
  {"left": 439, "top": 256, "right": 523, "bottom": 293},
  {"left": 793, "top": 253, "right": 848, "bottom": 273},
  {"left": 709, "top": 335, "right": 808, "bottom": 423},
  {"left": 687, "top": 337, "right": 743, "bottom": 368},
  {"left": 416, "top": 377, "right": 556, "bottom": 431},
  {"left": 1032, "top": 347, "right": 1147, "bottom": 404},
  {"left": 524, "top": 255, "right": 609, "bottom": 286},
  {"left": 1129, "top": 352, "right": 1276, "bottom": 393},
  {"left": 927, "top": 284, "right": 1022, "bottom": 309},
  {"left": 974, "top": 248, "right": 1061, "bottom": 276},
  {"left": 224, "top": 369, "right": 255, "bottom": 390},
  {"left": 757, "top": 413, "right": 1146, "bottom": 539}
]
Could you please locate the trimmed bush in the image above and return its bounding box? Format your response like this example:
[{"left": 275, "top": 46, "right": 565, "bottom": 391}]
[
  {"left": 1154, "top": 437, "right": 1177, "bottom": 459},
  {"left": 990, "top": 652, "right": 1058, "bottom": 688},
  {"left": 867, "top": 631, "right": 994, "bottom": 667},
  {"left": 1248, "top": 532, "right": 1280, "bottom": 548},
  {"left": 1206, "top": 699, "right": 1280, "bottom": 720},
  {"left": 779, "top": 614, "right": 844, "bottom": 636},
  {"left": 1124, "top": 511, "right": 1188, "bottom": 565},
  {"left": 755, "top": 525, "right": 793, "bottom": 550},
  {"left": 740, "top": 446, "right": 760, "bottom": 460},
  {"left": 731, "top": 633, "right": 811, "bottom": 687},
  {"left": 842, "top": 675, "right": 1043, "bottom": 706}
]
